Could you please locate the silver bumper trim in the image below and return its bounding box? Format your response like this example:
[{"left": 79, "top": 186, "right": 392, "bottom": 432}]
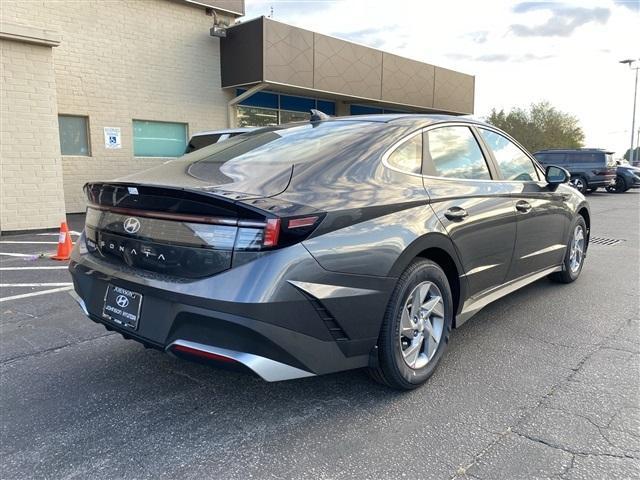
[
  {"left": 68, "top": 290, "right": 89, "bottom": 316},
  {"left": 166, "top": 339, "right": 316, "bottom": 382}
]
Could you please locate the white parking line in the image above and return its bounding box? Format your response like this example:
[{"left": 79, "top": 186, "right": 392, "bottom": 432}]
[
  {"left": 37, "top": 231, "right": 81, "bottom": 236},
  {"left": 0, "top": 283, "right": 73, "bottom": 287},
  {"left": 0, "top": 252, "right": 44, "bottom": 258},
  {"left": 0, "top": 241, "right": 59, "bottom": 244},
  {"left": 0, "top": 266, "right": 69, "bottom": 271},
  {"left": 0, "top": 286, "right": 74, "bottom": 302}
]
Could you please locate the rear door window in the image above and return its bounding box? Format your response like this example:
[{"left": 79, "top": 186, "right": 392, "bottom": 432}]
[
  {"left": 479, "top": 129, "right": 539, "bottom": 181},
  {"left": 423, "top": 126, "right": 491, "bottom": 180}
]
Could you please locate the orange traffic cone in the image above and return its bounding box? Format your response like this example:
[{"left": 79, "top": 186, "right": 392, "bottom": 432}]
[{"left": 51, "top": 222, "right": 73, "bottom": 261}]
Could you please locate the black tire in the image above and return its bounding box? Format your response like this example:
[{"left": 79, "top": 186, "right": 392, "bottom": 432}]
[
  {"left": 549, "top": 216, "right": 587, "bottom": 284},
  {"left": 570, "top": 176, "right": 587, "bottom": 194},
  {"left": 369, "top": 259, "right": 453, "bottom": 390},
  {"left": 613, "top": 175, "right": 627, "bottom": 193}
]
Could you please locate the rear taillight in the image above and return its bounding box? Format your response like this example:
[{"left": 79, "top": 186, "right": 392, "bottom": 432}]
[
  {"left": 233, "top": 215, "right": 323, "bottom": 251},
  {"left": 263, "top": 219, "right": 281, "bottom": 247}
]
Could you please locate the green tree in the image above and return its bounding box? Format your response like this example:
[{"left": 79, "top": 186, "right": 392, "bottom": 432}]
[
  {"left": 485, "top": 101, "right": 585, "bottom": 153},
  {"left": 623, "top": 147, "right": 640, "bottom": 161}
]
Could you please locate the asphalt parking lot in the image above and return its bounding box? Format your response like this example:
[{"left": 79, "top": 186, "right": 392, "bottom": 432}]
[{"left": 1, "top": 193, "right": 639, "bottom": 480}]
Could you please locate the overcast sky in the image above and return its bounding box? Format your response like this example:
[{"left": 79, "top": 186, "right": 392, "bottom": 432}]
[{"left": 244, "top": 0, "right": 639, "bottom": 156}]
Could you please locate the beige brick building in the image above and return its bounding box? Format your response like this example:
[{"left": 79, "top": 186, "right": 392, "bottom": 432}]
[{"left": 0, "top": 0, "right": 474, "bottom": 232}]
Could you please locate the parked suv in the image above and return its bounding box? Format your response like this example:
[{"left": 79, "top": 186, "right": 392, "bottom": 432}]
[
  {"left": 70, "top": 115, "right": 590, "bottom": 390},
  {"left": 533, "top": 148, "right": 616, "bottom": 193}
]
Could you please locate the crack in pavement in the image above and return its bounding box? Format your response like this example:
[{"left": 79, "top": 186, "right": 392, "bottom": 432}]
[
  {"left": 512, "top": 431, "right": 635, "bottom": 460},
  {"left": 449, "top": 315, "right": 639, "bottom": 478},
  {"left": 0, "top": 332, "right": 116, "bottom": 366}
]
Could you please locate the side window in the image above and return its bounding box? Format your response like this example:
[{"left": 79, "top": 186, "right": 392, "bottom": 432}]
[
  {"left": 479, "top": 129, "right": 539, "bottom": 181},
  {"left": 386, "top": 134, "right": 422, "bottom": 174},
  {"left": 534, "top": 153, "right": 547, "bottom": 163},
  {"left": 424, "top": 126, "right": 491, "bottom": 180},
  {"left": 550, "top": 153, "right": 566, "bottom": 164}
]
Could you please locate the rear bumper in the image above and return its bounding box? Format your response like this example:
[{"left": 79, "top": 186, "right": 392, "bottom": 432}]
[{"left": 69, "top": 243, "right": 395, "bottom": 381}]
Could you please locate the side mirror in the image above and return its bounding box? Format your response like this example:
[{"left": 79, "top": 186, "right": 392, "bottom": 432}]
[{"left": 545, "top": 165, "right": 570, "bottom": 186}]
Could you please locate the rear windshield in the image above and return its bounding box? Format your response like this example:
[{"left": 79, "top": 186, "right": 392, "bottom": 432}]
[{"left": 185, "top": 121, "right": 379, "bottom": 182}]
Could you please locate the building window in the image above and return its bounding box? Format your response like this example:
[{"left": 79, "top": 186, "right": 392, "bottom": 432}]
[
  {"left": 132, "top": 120, "right": 187, "bottom": 157},
  {"left": 58, "top": 115, "right": 90, "bottom": 156},
  {"left": 237, "top": 106, "right": 279, "bottom": 128},
  {"left": 235, "top": 89, "right": 336, "bottom": 127},
  {"left": 350, "top": 105, "right": 408, "bottom": 115},
  {"left": 279, "top": 110, "right": 311, "bottom": 124}
]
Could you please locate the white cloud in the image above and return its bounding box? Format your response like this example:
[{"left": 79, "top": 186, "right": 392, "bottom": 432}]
[{"left": 245, "top": 0, "right": 639, "bottom": 155}]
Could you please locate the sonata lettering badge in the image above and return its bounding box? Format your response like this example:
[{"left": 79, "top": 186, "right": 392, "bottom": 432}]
[{"left": 102, "top": 285, "right": 142, "bottom": 330}]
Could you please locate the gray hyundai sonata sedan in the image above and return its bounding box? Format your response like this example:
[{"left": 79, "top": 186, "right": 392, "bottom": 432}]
[{"left": 69, "top": 114, "right": 590, "bottom": 389}]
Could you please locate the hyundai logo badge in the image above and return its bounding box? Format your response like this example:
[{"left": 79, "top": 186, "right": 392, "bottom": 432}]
[
  {"left": 123, "top": 217, "right": 141, "bottom": 234},
  {"left": 115, "top": 295, "right": 130, "bottom": 308}
]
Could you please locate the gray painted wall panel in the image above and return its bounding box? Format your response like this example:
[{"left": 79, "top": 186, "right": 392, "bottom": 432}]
[
  {"left": 433, "top": 67, "right": 475, "bottom": 114},
  {"left": 381, "top": 53, "right": 435, "bottom": 108},
  {"left": 313, "top": 33, "right": 382, "bottom": 100},
  {"left": 264, "top": 19, "right": 314, "bottom": 89}
]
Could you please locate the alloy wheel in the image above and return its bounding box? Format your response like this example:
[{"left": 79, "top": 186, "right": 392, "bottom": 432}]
[
  {"left": 569, "top": 225, "right": 585, "bottom": 273},
  {"left": 571, "top": 178, "right": 585, "bottom": 192},
  {"left": 398, "top": 281, "right": 445, "bottom": 369}
]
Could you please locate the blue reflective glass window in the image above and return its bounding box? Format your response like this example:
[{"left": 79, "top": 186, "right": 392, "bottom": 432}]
[
  {"left": 280, "top": 95, "right": 315, "bottom": 112},
  {"left": 236, "top": 89, "right": 279, "bottom": 109},
  {"left": 317, "top": 100, "right": 336, "bottom": 115},
  {"left": 133, "top": 120, "right": 187, "bottom": 157},
  {"left": 350, "top": 105, "right": 383, "bottom": 115}
]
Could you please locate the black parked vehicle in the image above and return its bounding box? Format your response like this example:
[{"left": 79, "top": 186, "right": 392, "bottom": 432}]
[
  {"left": 69, "top": 114, "right": 590, "bottom": 390},
  {"left": 184, "top": 128, "right": 254, "bottom": 154},
  {"left": 606, "top": 160, "right": 640, "bottom": 193},
  {"left": 533, "top": 148, "right": 616, "bottom": 193}
]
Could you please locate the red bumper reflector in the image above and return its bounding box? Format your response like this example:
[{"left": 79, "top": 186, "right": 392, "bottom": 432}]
[
  {"left": 288, "top": 216, "right": 319, "bottom": 229},
  {"left": 172, "top": 344, "right": 235, "bottom": 363}
]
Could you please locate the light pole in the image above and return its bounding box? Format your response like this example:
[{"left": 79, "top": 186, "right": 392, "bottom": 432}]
[{"left": 620, "top": 59, "right": 639, "bottom": 165}]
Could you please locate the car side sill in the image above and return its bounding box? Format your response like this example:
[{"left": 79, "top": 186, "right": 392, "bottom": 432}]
[
  {"left": 166, "top": 339, "right": 316, "bottom": 382},
  {"left": 456, "top": 265, "right": 562, "bottom": 327}
]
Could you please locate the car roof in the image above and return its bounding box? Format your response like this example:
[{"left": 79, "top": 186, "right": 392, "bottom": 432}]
[
  {"left": 535, "top": 148, "right": 614, "bottom": 154},
  {"left": 312, "top": 113, "right": 491, "bottom": 129}
]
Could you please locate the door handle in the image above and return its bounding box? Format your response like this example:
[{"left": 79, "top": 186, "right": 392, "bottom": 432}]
[
  {"left": 515, "top": 200, "right": 532, "bottom": 213},
  {"left": 444, "top": 207, "right": 468, "bottom": 221}
]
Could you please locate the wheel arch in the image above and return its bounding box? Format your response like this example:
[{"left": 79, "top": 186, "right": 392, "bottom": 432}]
[
  {"left": 577, "top": 205, "right": 591, "bottom": 247},
  {"left": 389, "top": 233, "right": 467, "bottom": 324}
]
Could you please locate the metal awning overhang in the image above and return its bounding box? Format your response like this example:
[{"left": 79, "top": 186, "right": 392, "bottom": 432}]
[{"left": 220, "top": 17, "right": 475, "bottom": 115}]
